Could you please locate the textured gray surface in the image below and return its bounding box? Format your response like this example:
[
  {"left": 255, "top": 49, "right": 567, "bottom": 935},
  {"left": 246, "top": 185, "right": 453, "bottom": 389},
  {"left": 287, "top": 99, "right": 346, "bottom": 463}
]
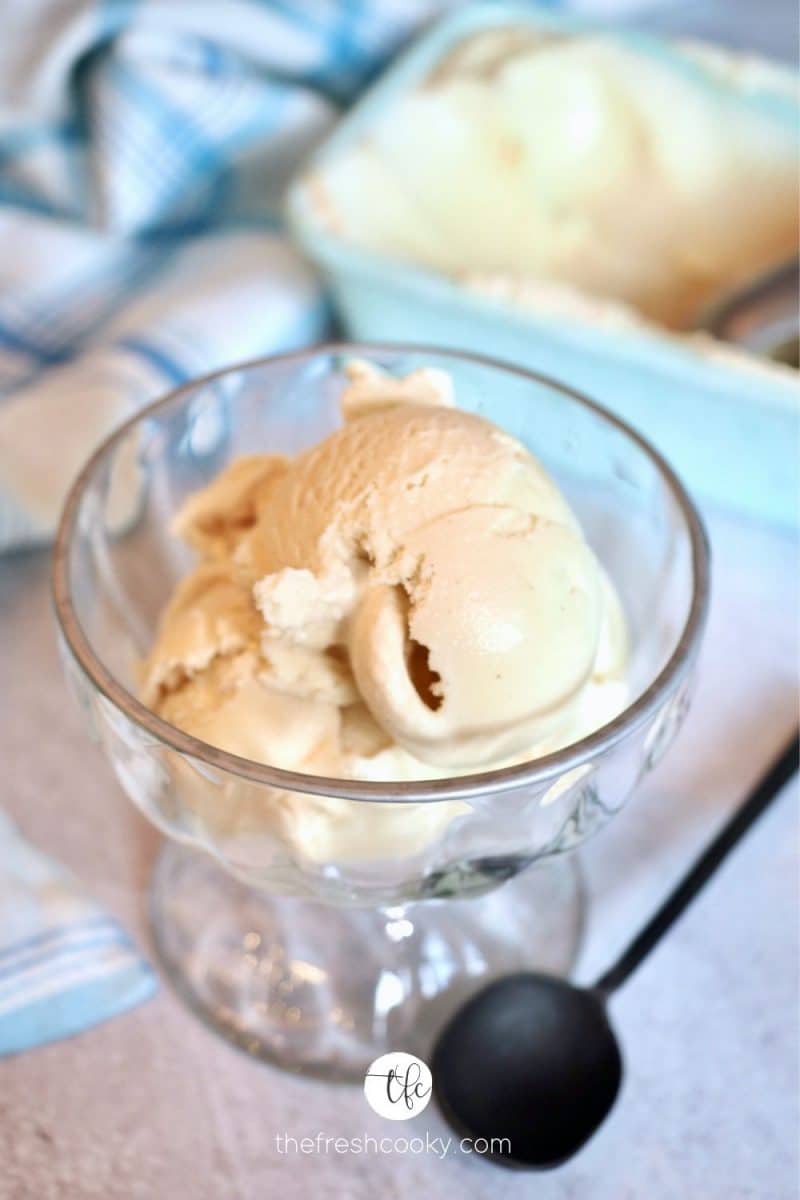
[{"left": 0, "top": 502, "right": 797, "bottom": 1200}]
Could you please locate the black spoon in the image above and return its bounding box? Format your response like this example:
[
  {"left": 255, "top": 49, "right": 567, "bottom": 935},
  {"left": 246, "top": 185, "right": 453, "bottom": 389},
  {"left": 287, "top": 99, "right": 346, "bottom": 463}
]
[{"left": 432, "top": 730, "right": 799, "bottom": 1169}]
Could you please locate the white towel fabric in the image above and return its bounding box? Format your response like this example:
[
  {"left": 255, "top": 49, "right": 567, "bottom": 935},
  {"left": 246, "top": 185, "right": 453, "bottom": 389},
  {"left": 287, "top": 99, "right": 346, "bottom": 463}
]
[
  {"left": 0, "top": 0, "right": 463, "bottom": 551},
  {"left": 0, "top": 811, "right": 156, "bottom": 1056}
]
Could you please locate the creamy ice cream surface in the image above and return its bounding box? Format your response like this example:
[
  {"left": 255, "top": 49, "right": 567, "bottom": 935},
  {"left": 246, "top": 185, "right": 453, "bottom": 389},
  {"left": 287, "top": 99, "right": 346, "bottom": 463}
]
[
  {"left": 142, "top": 362, "right": 627, "bottom": 800},
  {"left": 306, "top": 28, "right": 799, "bottom": 330}
]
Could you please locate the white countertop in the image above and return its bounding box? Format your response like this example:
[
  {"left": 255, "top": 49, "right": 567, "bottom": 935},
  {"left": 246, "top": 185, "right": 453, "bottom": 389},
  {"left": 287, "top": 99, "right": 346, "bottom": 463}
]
[{"left": 0, "top": 501, "right": 797, "bottom": 1200}]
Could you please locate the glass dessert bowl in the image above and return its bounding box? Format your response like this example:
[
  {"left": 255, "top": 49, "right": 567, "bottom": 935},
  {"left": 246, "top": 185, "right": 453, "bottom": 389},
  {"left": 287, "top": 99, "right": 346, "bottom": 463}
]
[{"left": 52, "top": 344, "right": 709, "bottom": 1079}]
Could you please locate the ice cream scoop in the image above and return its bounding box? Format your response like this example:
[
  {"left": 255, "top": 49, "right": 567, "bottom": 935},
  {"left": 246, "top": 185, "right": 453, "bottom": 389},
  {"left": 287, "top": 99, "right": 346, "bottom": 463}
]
[
  {"left": 141, "top": 360, "right": 628, "bottom": 807},
  {"left": 350, "top": 507, "right": 608, "bottom": 768}
]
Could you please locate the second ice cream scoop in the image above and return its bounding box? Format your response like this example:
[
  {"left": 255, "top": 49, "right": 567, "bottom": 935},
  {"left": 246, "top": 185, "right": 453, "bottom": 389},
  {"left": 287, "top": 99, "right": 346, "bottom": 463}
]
[{"left": 350, "top": 506, "right": 610, "bottom": 768}]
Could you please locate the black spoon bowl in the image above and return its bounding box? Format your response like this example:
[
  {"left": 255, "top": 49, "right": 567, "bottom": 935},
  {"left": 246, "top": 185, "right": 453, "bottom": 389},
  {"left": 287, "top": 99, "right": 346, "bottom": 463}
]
[
  {"left": 434, "top": 973, "right": 621, "bottom": 1167},
  {"left": 432, "top": 731, "right": 799, "bottom": 1169}
]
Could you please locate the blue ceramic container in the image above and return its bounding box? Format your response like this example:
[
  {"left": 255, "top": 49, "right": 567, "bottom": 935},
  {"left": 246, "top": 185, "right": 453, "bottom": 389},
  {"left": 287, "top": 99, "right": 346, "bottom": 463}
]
[{"left": 287, "top": 2, "right": 799, "bottom": 528}]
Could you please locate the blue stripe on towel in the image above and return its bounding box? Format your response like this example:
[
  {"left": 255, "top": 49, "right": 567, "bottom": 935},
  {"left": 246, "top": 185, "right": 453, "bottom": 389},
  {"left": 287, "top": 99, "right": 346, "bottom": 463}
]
[
  {"left": 0, "top": 322, "right": 67, "bottom": 365},
  {"left": 117, "top": 335, "right": 191, "bottom": 385},
  {"left": 0, "top": 928, "right": 127, "bottom": 988},
  {"left": 0, "top": 962, "right": 157, "bottom": 1056},
  {"left": 0, "top": 915, "right": 114, "bottom": 965},
  {"left": 0, "top": 811, "right": 157, "bottom": 1055}
]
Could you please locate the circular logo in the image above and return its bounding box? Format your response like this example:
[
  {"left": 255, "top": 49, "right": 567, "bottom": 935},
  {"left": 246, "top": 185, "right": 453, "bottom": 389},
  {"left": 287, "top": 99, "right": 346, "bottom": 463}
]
[{"left": 364, "top": 1052, "right": 433, "bottom": 1121}]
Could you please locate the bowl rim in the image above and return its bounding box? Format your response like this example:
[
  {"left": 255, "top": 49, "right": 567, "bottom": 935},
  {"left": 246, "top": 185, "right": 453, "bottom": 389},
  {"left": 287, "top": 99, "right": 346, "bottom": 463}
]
[{"left": 52, "top": 341, "right": 710, "bottom": 803}]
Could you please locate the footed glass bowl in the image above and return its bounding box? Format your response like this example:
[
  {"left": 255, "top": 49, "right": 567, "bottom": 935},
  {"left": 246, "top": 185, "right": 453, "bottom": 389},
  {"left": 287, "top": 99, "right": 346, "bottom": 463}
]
[{"left": 52, "top": 344, "right": 709, "bottom": 1079}]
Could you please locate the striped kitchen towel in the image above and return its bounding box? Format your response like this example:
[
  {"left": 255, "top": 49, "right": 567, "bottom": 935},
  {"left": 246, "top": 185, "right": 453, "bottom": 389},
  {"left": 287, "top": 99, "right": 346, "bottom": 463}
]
[
  {"left": 0, "top": 0, "right": 766, "bottom": 551},
  {"left": 0, "top": 811, "right": 156, "bottom": 1056},
  {"left": 0, "top": 0, "right": 692, "bottom": 553},
  {"left": 0, "top": 0, "right": 462, "bottom": 552}
]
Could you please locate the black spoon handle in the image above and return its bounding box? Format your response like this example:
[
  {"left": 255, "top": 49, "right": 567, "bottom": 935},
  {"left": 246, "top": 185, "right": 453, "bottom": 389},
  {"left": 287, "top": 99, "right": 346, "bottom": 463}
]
[{"left": 595, "top": 729, "right": 799, "bottom": 997}]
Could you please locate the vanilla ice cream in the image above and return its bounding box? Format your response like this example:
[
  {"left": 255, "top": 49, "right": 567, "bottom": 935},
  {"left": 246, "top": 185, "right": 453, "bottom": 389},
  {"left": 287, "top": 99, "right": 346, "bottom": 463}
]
[
  {"left": 141, "top": 362, "right": 627, "bottom": 862},
  {"left": 306, "top": 28, "right": 799, "bottom": 330}
]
